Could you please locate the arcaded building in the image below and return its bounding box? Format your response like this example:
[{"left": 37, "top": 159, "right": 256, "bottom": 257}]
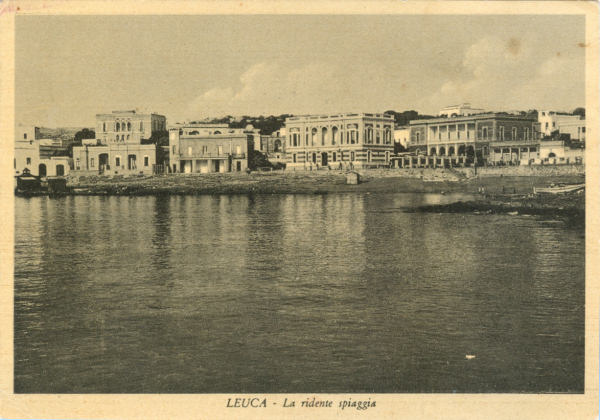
[
  {"left": 285, "top": 113, "right": 394, "bottom": 169},
  {"left": 407, "top": 113, "right": 540, "bottom": 165}
]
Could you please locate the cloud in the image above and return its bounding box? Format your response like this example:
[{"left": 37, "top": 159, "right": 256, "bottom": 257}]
[
  {"left": 427, "top": 36, "right": 584, "bottom": 112},
  {"left": 184, "top": 60, "right": 391, "bottom": 119}
]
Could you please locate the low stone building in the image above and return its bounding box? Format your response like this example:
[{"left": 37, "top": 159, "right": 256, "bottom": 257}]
[{"left": 285, "top": 113, "right": 394, "bottom": 170}]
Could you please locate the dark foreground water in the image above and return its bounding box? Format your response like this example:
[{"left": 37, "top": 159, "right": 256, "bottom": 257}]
[{"left": 14, "top": 193, "right": 584, "bottom": 393}]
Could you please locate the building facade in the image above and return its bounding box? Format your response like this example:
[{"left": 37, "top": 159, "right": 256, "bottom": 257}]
[
  {"left": 95, "top": 110, "right": 167, "bottom": 144},
  {"left": 407, "top": 113, "right": 540, "bottom": 165},
  {"left": 285, "top": 113, "right": 394, "bottom": 169},
  {"left": 259, "top": 128, "right": 286, "bottom": 164},
  {"left": 438, "top": 103, "right": 485, "bottom": 117},
  {"left": 168, "top": 127, "right": 253, "bottom": 174},
  {"left": 394, "top": 126, "right": 410, "bottom": 148},
  {"left": 73, "top": 110, "right": 165, "bottom": 175},
  {"left": 538, "top": 111, "right": 585, "bottom": 139},
  {"left": 14, "top": 126, "right": 71, "bottom": 177}
]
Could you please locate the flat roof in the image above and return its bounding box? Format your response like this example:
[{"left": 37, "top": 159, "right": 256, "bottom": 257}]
[
  {"left": 286, "top": 112, "right": 393, "bottom": 122},
  {"left": 410, "top": 113, "right": 537, "bottom": 125}
]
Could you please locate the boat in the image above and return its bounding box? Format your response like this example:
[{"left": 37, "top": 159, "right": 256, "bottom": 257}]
[{"left": 533, "top": 183, "right": 585, "bottom": 194}]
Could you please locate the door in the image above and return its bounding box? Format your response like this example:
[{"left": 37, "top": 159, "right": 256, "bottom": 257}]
[
  {"left": 56, "top": 164, "right": 65, "bottom": 176},
  {"left": 214, "top": 160, "right": 220, "bottom": 173},
  {"left": 321, "top": 152, "right": 328, "bottom": 166},
  {"left": 38, "top": 163, "right": 47, "bottom": 177}
]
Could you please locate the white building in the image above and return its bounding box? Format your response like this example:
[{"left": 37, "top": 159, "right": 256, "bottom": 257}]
[
  {"left": 285, "top": 113, "right": 394, "bottom": 169},
  {"left": 14, "top": 126, "right": 70, "bottom": 177},
  {"left": 538, "top": 111, "right": 585, "bottom": 139},
  {"left": 73, "top": 110, "right": 166, "bottom": 176},
  {"left": 394, "top": 126, "right": 410, "bottom": 148},
  {"left": 438, "top": 103, "right": 485, "bottom": 118}
]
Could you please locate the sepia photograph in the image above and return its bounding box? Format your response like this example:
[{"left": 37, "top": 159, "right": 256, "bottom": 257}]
[{"left": 1, "top": 1, "right": 599, "bottom": 419}]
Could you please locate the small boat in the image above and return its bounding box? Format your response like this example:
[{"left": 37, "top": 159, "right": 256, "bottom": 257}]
[{"left": 534, "top": 183, "right": 585, "bottom": 194}]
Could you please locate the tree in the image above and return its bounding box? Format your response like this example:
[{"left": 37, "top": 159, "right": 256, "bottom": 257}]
[
  {"left": 572, "top": 107, "right": 585, "bottom": 118},
  {"left": 248, "top": 149, "right": 272, "bottom": 170},
  {"left": 73, "top": 128, "right": 95, "bottom": 143}
]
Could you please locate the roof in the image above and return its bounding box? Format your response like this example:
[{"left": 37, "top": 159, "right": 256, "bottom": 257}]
[{"left": 410, "top": 113, "right": 537, "bottom": 125}]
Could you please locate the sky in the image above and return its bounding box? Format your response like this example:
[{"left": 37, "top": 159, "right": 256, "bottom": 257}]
[{"left": 15, "top": 14, "right": 586, "bottom": 127}]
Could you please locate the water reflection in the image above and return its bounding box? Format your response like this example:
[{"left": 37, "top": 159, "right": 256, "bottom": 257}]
[{"left": 15, "top": 193, "right": 584, "bottom": 393}]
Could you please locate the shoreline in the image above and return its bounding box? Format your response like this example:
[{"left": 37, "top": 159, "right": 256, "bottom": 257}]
[{"left": 16, "top": 169, "right": 586, "bottom": 222}]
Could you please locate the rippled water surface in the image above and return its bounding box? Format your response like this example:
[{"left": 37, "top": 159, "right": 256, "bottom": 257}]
[{"left": 14, "top": 194, "right": 584, "bottom": 393}]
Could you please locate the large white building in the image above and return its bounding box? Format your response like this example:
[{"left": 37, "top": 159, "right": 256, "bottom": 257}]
[{"left": 285, "top": 113, "right": 394, "bottom": 169}]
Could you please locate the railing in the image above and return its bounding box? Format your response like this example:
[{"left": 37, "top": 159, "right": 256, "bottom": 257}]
[{"left": 179, "top": 152, "right": 246, "bottom": 159}]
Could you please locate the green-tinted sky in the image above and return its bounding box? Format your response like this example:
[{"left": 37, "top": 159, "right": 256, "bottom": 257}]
[{"left": 16, "top": 14, "right": 585, "bottom": 127}]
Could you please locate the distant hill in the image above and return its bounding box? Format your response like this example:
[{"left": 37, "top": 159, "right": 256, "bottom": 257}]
[{"left": 38, "top": 127, "right": 93, "bottom": 140}]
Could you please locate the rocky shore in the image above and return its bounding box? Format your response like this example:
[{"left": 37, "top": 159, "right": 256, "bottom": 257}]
[{"left": 63, "top": 167, "right": 585, "bottom": 196}]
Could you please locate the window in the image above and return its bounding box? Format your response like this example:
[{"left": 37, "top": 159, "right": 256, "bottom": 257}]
[
  {"left": 202, "top": 145, "right": 208, "bottom": 154},
  {"left": 116, "top": 122, "right": 120, "bottom": 132},
  {"left": 552, "top": 122, "right": 556, "bottom": 128},
  {"left": 293, "top": 153, "right": 297, "bottom": 163},
  {"left": 26, "top": 157, "right": 31, "bottom": 165},
  {"left": 140, "top": 121, "right": 143, "bottom": 131},
  {"left": 13, "top": 158, "right": 16, "bottom": 169},
  {"left": 529, "top": 147, "right": 537, "bottom": 152},
  {"left": 218, "top": 145, "right": 223, "bottom": 155},
  {"left": 103, "top": 122, "right": 106, "bottom": 132},
  {"left": 512, "top": 127, "right": 517, "bottom": 140},
  {"left": 494, "top": 148, "right": 501, "bottom": 153},
  {"left": 416, "top": 132, "right": 420, "bottom": 142},
  {"left": 76, "top": 158, "right": 80, "bottom": 170},
  {"left": 375, "top": 130, "right": 380, "bottom": 144},
  {"left": 482, "top": 127, "right": 488, "bottom": 139},
  {"left": 23, "top": 133, "right": 27, "bottom": 139},
  {"left": 90, "top": 158, "right": 95, "bottom": 167},
  {"left": 367, "top": 150, "right": 372, "bottom": 162},
  {"left": 332, "top": 152, "right": 337, "bottom": 162},
  {"left": 524, "top": 128, "right": 529, "bottom": 140},
  {"left": 172, "top": 145, "right": 176, "bottom": 154},
  {"left": 116, "top": 156, "right": 121, "bottom": 167},
  {"left": 545, "top": 122, "right": 549, "bottom": 129},
  {"left": 127, "top": 122, "right": 131, "bottom": 131},
  {"left": 385, "top": 151, "right": 390, "bottom": 163},
  {"left": 499, "top": 126, "right": 504, "bottom": 140},
  {"left": 144, "top": 156, "right": 149, "bottom": 167},
  {"left": 351, "top": 151, "right": 355, "bottom": 161}
]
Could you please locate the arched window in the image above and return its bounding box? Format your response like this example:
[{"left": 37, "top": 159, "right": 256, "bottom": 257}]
[
  {"left": 331, "top": 127, "right": 338, "bottom": 145},
  {"left": 127, "top": 122, "right": 131, "bottom": 131},
  {"left": 274, "top": 139, "right": 281, "bottom": 152},
  {"left": 311, "top": 128, "right": 317, "bottom": 146},
  {"left": 116, "top": 122, "right": 120, "bottom": 132},
  {"left": 321, "top": 127, "right": 328, "bottom": 146}
]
